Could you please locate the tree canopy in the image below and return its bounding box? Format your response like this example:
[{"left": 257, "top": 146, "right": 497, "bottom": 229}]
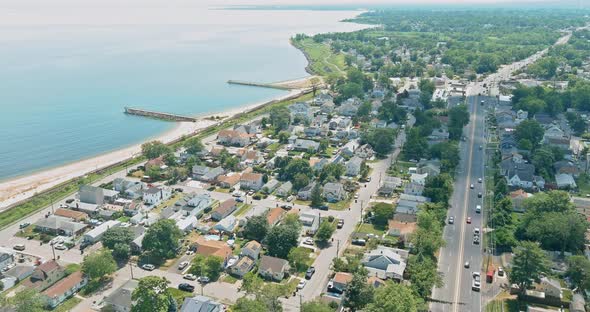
[{"left": 142, "top": 219, "right": 183, "bottom": 263}]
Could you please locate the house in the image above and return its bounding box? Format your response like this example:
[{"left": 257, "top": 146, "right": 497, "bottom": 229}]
[
  {"left": 53, "top": 208, "right": 88, "bottom": 222},
  {"left": 328, "top": 272, "right": 353, "bottom": 294},
  {"left": 554, "top": 161, "right": 580, "bottom": 177},
  {"left": 555, "top": 173, "right": 577, "bottom": 189},
  {"left": 143, "top": 186, "right": 172, "bottom": 206},
  {"left": 194, "top": 237, "right": 232, "bottom": 265},
  {"left": 427, "top": 128, "right": 450, "bottom": 144},
  {"left": 229, "top": 256, "right": 256, "bottom": 278},
  {"left": 113, "top": 178, "right": 145, "bottom": 199},
  {"left": 570, "top": 294, "right": 586, "bottom": 312},
  {"left": 323, "top": 183, "right": 346, "bottom": 203},
  {"left": 378, "top": 176, "right": 403, "bottom": 196},
  {"left": 346, "top": 156, "right": 364, "bottom": 177},
  {"left": 417, "top": 163, "right": 441, "bottom": 177},
  {"left": 276, "top": 181, "right": 293, "bottom": 197},
  {"left": 213, "top": 215, "right": 237, "bottom": 232},
  {"left": 539, "top": 277, "right": 562, "bottom": 299},
  {"left": 180, "top": 295, "right": 223, "bottom": 312},
  {"left": 103, "top": 279, "right": 138, "bottom": 312},
  {"left": 34, "top": 215, "right": 87, "bottom": 237},
  {"left": 211, "top": 199, "right": 237, "bottom": 221},
  {"left": 410, "top": 173, "right": 428, "bottom": 186},
  {"left": 394, "top": 200, "right": 423, "bottom": 222},
  {"left": 217, "top": 129, "right": 251, "bottom": 147},
  {"left": 79, "top": 185, "right": 104, "bottom": 205},
  {"left": 240, "top": 172, "right": 264, "bottom": 191},
  {"left": 234, "top": 122, "right": 261, "bottom": 135},
  {"left": 262, "top": 179, "right": 280, "bottom": 194},
  {"left": 362, "top": 246, "right": 407, "bottom": 280},
  {"left": 25, "top": 260, "right": 66, "bottom": 291},
  {"left": 510, "top": 189, "right": 532, "bottom": 212},
  {"left": 4, "top": 265, "right": 35, "bottom": 282},
  {"left": 292, "top": 139, "right": 320, "bottom": 152},
  {"left": 321, "top": 101, "right": 336, "bottom": 114},
  {"left": 258, "top": 256, "right": 290, "bottom": 281},
  {"left": 240, "top": 241, "right": 262, "bottom": 260},
  {"left": 83, "top": 220, "right": 121, "bottom": 244},
  {"left": 501, "top": 159, "right": 536, "bottom": 189},
  {"left": 404, "top": 182, "right": 425, "bottom": 196},
  {"left": 176, "top": 216, "right": 198, "bottom": 233},
  {"left": 0, "top": 248, "right": 15, "bottom": 271},
  {"left": 297, "top": 182, "right": 316, "bottom": 200},
  {"left": 180, "top": 193, "right": 214, "bottom": 217},
  {"left": 300, "top": 212, "right": 321, "bottom": 235},
  {"left": 239, "top": 149, "right": 265, "bottom": 165},
  {"left": 355, "top": 144, "right": 374, "bottom": 159},
  {"left": 387, "top": 220, "right": 417, "bottom": 243},
  {"left": 42, "top": 271, "right": 88, "bottom": 308},
  {"left": 192, "top": 165, "right": 224, "bottom": 182},
  {"left": 337, "top": 102, "right": 358, "bottom": 117},
  {"left": 267, "top": 207, "right": 285, "bottom": 226},
  {"left": 217, "top": 173, "right": 241, "bottom": 189},
  {"left": 145, "top": 156, "right": 166, "bottom": 171},
  {"left": 289, "top": 102, "right": 313, "bottom": 122}
]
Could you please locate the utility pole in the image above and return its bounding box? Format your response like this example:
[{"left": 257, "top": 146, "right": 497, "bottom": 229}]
[
  {"left": 51, "top": 244, "right": 56, "bottom": 260},
  {"left": 129, "top": 262, "right": 134, "bottom": 279},
  {"left": 360, "top": 200, "right": 364, "bottom": 223},
  {"left": 336, "top": 239, "right": 340, "bottom": 256},
  {"left": 299, "top": 294, "right": 303, "bottom": 312}
]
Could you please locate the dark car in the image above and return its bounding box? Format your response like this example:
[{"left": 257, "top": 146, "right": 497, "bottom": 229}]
[
  {"left": 318, "top": 205, "right": 329, "bottom": 211},
  {"left": 477, "top": 192, "right": 482, "bottom": 198},
  {"left": 235, "top": 197, "right": 244, "bottom": 203},
  {"left": 305, "top": 267, "right": 316, "bottom": 280},
  {"left": 336, "top": 219, "right": 344, "bottom": 229},
  {"left": 178, "top": 283, "right": 195, "bottom": 292}
]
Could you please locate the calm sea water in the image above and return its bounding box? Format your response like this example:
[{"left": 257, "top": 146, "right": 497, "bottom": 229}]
[{"left": 0, "top": 6, "right": 365, "bottom": 180}]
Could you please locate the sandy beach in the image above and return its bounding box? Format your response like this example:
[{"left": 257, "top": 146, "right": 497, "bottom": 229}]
[{"left": 0, "top": 88, "right": 307, "bottom": 211}]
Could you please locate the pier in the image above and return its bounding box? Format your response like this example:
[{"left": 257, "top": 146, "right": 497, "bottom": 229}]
[
  {"left": 227, "top": 80, "right": 293, "bottom": 90},
  {"left": 124, "top": 107, "right": 197, "bottom": 122}
]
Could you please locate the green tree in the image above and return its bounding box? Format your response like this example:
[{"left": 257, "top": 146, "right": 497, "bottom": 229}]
[
  {"left": 372, "top": 203, "right": 395, "bottom": 226},
  {"left": 302, "top": 301, "right": 334, "bottom": 312},
  {"left": 418, "top": 79, "right": 435, "bottom": 95},
  {"left": 241, "top": 272, "right": 264, "bottom": 294},
  {"left": 319, "top": 163, "right": 345, "bottom": 182},
  {"left": 356, "top": 101, "right": 372, "bottom": 119},
  {"left": 404, "top": 128, "right": 428, "bottom": 160},
  {"left": 233, "top": 297, "right": 269, "bottom": 312},
  {"left": 269, "top": 107, "right": 291, "bottom": 132},
  {"left": 132, "top": 276, "right": 171, "bottom": 312},
  {"left": 82, "top": 248, "right": 117, "bottom": 281},
  {"left": 183, "top": 137, "right": 204, "bottom": 155},
  {"left": 566, "top": 255, "right": 590, "bottom": 291},
  {"left": 265, "top": 224, "right": 299, "bottom": 259},
  {"left": 344, "top": 269, "right": 374, "bottom": 311},
  {"left": 189, "top": 255, "right": 223, "bottom": 281},
  {"left": 509, "top": 241, "right": 549, "bottom": 295},
  {"left": 142, "top": 219, "right": 183, "bottom": 263},
  {"left": 515, "top": 119, "right": 544, "bottom": 150},
  {"left": 407, "top": 255, "right": 443, "bottom": 299},
  {"left": 522, "top": 190, "right": 574, "bottom": 213},
  {"left": 0, "top": 288, "right": 45, "bottom": 312},
  {"left": 412, "top": 211, "right": 444, "bottom": 258},
  {"left": 490, "top": 197, "right": 513, "bottom": 228},
  {"left": 243, "top": 214, "right": 269, "bottom": 242},
  {"left": 310, "top": 183, "right": 324, "bottom": 208},
  {"left": 113, "top": 243, "right": 132, "bottom": 261},
  {"left": 315, "top": 220, "right": 336, "bottom": 243},
  {"left": 362, "top": 128, "right": 396, "bottom": 156},
  {"left": 141, "top": 141, "right": 171, "bottom": 159},
  {"left": 293, "top": 173, "right": 311, "bottom": 191},
  {"left": 366, "top": 282, "right": 418, "bottom": 312},
  {"left": 288, "top": 247, "right": 311, "bottom": 272},
  {"left": 103, "top": 227, "right": 134, "bottom": 259},
  {"left": 280, "top": 158, "right": 313, "bottom": 181},
  {"left": 423, "top": 174, "right": 454, "bottom": 204}
]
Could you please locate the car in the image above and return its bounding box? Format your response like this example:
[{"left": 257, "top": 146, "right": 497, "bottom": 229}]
[
  {"left": 247, "top": 190, "right": 254, "bottom": 196},
  {"left": 478, "top": 178, "right": 482, "bottom": 183},
  {"left": 475, "top": 205, "right": 481, "bottom": 213},
  {"left": 470, "top": 184, "right": 474, "bottom": 189},
  {"left": 198, "top": 276, "right": 210, "bottom": 284},
  {"left": 478, "top": 192, "right": 482, "bottom": 198},
  {"left": 479, "top": 145, "right": 483, "bottom": 150},
  {"left": 19, "top": 222, "right": 30, "bottom": 229},
  {"left": 472, "top": 272, "right": 481, "bottom": 291},
  {"left": 59, "top": 204, "right": 68, "bottom": 208},
  {"left": 178, "top": 261, "right": 189, "bottom": 270},
  {"left": 318, "top": 205, "right": 329, "bottom": 211},
  {"left": 141, "top": 264, "right": 155, "bottom": 271},
  {"left": 13, "top": 244, "right": 25, "bottom": 251},
  {"left": 352, "top": 238, "right": 366, "bottom": 246},
  {"left": 296, "top": 279, "right": 306, "bottom": 290},
  {"left": 65, "top": 198, "right": 75, "bottom": 204},
  {"left": 305, "top": 267, "right": 316, "bottom": 280},
  {"left": 286, "top": 195, "right": 294, "bottom": 202},
  {"left": 498, "top": 267, "right": 505, "bottom": 277},
  {"left": 175, "top": 188, "right": 184, "bottom": 192},
  {"left": 178, "top": 283, "right": 195, "bottom": 292},
  {"left": 235, "top": 197, "right": 244, "bottom": 203},
  {"left": 337, "top": 219, "right": 344, "bottom": 229},
  {"left": 448, "top": 216, "right": 455, "bottom": 224},
  {"left": 303, "top": 237, "right": 314, "bottom": 246},
  {"left": 473, "top": 236, "right": 480, "bottom": 245},
  {"left": 354, "top": 193, "right": 359, "bottom": 199},
  {"left": 474, "top": 228, "right": 480, "bottom": 235},
  {"left": 464, "top": 261, "right": 470, "bottom": 268},
  {"left": 280, "top": 204, "right": 293, "bottom": 210},
  {"left": 54, "top": 244, "right": 67, "bottom": 250},
  {"left": 183, "top": 274, "right": 197, "bottom": 280},
  {"left": 466, "top": 217, "right": 472, "bottom": 224},
  {"left": 185, "top": 250, "right": 195, "bottom": 256}
]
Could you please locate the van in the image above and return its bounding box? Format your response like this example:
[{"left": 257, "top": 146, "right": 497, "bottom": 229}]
[{"left": 475, "top": 205, "right": 481, "bottom": 213}]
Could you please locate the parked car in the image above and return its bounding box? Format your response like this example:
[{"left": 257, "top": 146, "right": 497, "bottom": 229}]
[
  {"left": 305, "top": 267, "right": 316, "bottom": 280},
  {"left": 141, "top": 264, "right": 155, "bottom": 271},
  {"left": 297, "top": 280, "right": 306, "bottom": 290},
  {"left": 337, "top": 219, "right": 344, "bottom": 229},
  {"left": 183, "top": 274, "right": 197, "bottom": 280},
  {"left": 235, "top": 197, "right": 244, "bottom": 203},
  {"left": 178, "top": 261, "right": 189, "bottom": 270},
  {"left": 54, "top": 244, "right": 67, "bottom": 250},
  {"left": 13, "top": 244, "right": 25, "bottom": 251},
  {"left": 303, "top": 237, "right": 314, "bottom": 246},
  {"left": 281, "top": 204, "right": 293, "bottom": 210},
  {"left": 352, "top": 238, "right": 366, "bottom": 246},
  {"left": 318, "top": 205, "right": 329, "bottom": 211},
  {"left": 178, "top": 283, "right": 195, "bottom": 292},
  {"left": 198, "top": 276, "right": 210, "bottom": 284},
  {"left": 448, "top": 216, "right": 455, "bottom": 224},
  {"left": 354, "top": 193, "right": 359, "bottom": 199},
  {"left": 19, "top": 222, "right": 30, "bottom": 229},
  {"left": 498, "top": 267, "right": 505, "bottom": 277},
  {"left": 65, "top": 198, "right": 75, "bottom": 204}
]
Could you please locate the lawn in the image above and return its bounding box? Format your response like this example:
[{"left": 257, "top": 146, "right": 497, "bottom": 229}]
[
  {"left": 50, "top": 297, "right": 82, "bottom": 312},
  {"left": 356, "top": 223, "right": 386, "bottom": 236},
  {"left": 234, "top": 204, "right": 253, "bottom": 217},
  {"left": 292, "top": 38, "right": 347, "bottom": 77},
  {"left": 328, "top": 199, "right": 352, "bottom": 211},
  {"left": 167, "top": 287, "right": 194, "bottom": 305},
  {"left": 388, "top": 160, "right": 414, "bottom": 178},
  {"left": 221, "top": 274, "right": 239, "bottom": 284}
]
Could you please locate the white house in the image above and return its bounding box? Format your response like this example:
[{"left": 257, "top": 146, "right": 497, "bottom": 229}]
[
  {"left": 143, "top": 186, "right": 172, "bottom": 206},
  {"left": 83, "top": 220, "right": 121, "bottom": 244},
  {"left": 362, "top": 246, "right": 407, "bottom": 280}
]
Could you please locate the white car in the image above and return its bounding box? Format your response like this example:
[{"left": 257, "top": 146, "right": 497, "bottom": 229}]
[
  {"left": 478, "top": 178, "right": 482, "bottom": 183},
  {"left": 178, "top": 261, "right": 189, "bottom": 270},
  {"left": 297, "top": 279, "right": 306, "bottom": 290},
  {"left": 183, "top": 274, "right": 197, "bottom": 280},
  {"left": 472, "top": 272, "right": 481, "bottom": 291},
  {"left": 303, "top": 237, "right": 314, "bottom": 246},
  {"left": 54, "top": 244, "right": 67, "bottom": 250},
  {"left": 354, "top": 193, "right": 359, "bottom": 199},
  {"left": 141, "top": 264, "right": 155, "bottom": 271}
]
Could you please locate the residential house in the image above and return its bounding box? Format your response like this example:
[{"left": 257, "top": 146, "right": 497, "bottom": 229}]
[
  {"left": 292, "top": 139, "right": 320, "bottom": 152},
  {"left": 113, "top": 178, "right": 145, "bottom": 199},
  {"left": 403, "top": 181, "right": 424, "bottom": 196},
  {"left": 539, "top": 277, "right": 563, "bottom": 299},
  {"left": 323, "top": 183, "right": 346, "bottom": 203},
  {"left": 304, "top": 126, "right": 322, "bottom": 138},
  {"left": 289, "top": 102, "right": 313, "bottom": 122},
  {"left": 355, "top": 144, "right": 374, "bottom": 159},
  {"left": 211, "top": 199, "right": 237, "bottom": 221},
  {"left": 346, "top": 156, "right": 364, "bottom": 177},
  {"left": 410, "top": 173, "right": 428, "bottom": 186},
  {"left": 337, "top": 102, "right": 358, "bottom": 117},
  {"left": 300, "top": 212, "right": 320, "bottom": 235},
  {"left": 34, "top": 215, "right": 87, "bottom": 237},
  {"left": 297, "top": 182, "right": 316, "bottom": 200},
  {"left": 217, "top": 129, "right": 251, "bottom": 147},
  {"left": 176, "top": 216, "right": 198, "bottom": 233},
  {"left": 543, "top": 125, "right": 566, "bottom": 143},
  {"left": 103, "top": 279, "right": 138, "bottom": 312},
  {"left": 178, "top": 193, "right": 214, "bottom": 217},
  {"left": 258, "top": 256, "right": 290, "bottom": 281},
  {"left": 83, "top": 220, "right": 121, "bottom": 244},
  {"left": 267, "top": 207, "right": 285, "bottom": 226},
  {"left": 145, "top": 156, "right": 166, "bottom": 171},
  {"left": 240, "top": 172, "right": 264, "bottom": 191},
  {"left": 417, "top": 163, "right": 441, "bottom": 177},
  {"left": 229, "top": 256, "right": 256, "bottom": 278},
  {"left": 25, "top": 260, "right": 66, "bottom": 291},
  {"left": 501, "top": 159, "right": 536, "bottom": 189},
  {"left": 4, "top": 265, "right": 35, "bottom": 283},
  {"left": 362, "top": 246, "right": 407, "bottom": 280},
  {"left": 570, "top": 294, "right": 586, "bottom": 312},
  {"left": 510, "top": 189, "right": 532, "bottom": 212},
  {"left": 555, "top": 173, "right": 577, "bottom": 189},
  {"left": 240, "top": 241, "right": 262, "bottom": 260},
  {"left": 321, "top": 101, "right": 336, "bottom": 114},
  {"left": 0, "top": 248, "right": 15, "bottom": 271},
  {"left": 194, "top": 237, "right": 232, "bottom": 265},
  {"left": 554, "top": 161, "right": 580, "bottom": 177},
  {"left": 213, "top": 215, "right": 237, "bottom": 233},
  {"left": 217, "top": 173, "right": 241, "bottom": 189},
  {"left": 427, "top": 128, "right": 450, "bottom": 145},
  {"left": 42, "top": 271, "right": 88, "bottom": 308},
  {"left": 234, "top": 122, "right": 261, "bottom": 135},
  {"left": 328, "top": 272, "right": 353, "bottom": 294},
  {"left": 180, "top": 295, "right": 223, "bottom": 312},
  {"left": 53, "top": 208, "right": 88, "bottom": 222},
  {"left": 262, "top": 179, "right": 280, "bottom": 194},
  {"left": 378, "top": 176, "right": 403, "bottom": 197},
  {"left": 143, "top": 186, "right": 172, "bottom": 206},
  {"left": 192, "top": 165, "right": 224, "bottom": 182},
  {"left": 239, "top": 149, "right": 265, "bottom": 165},
  {"left": 79, "top": 185, "right": 104, "bottom": 205},
  {"left": 276, "top": 181, "right": 293, "bottom": 197}
]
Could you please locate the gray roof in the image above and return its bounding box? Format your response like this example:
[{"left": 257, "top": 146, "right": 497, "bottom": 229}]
[
  {"left": 104, "top": 279, "right": 138, "bottom": 310},
  {"left": 259, "top": 255, "right": 289, "bottom": 274},
  {"left": 34, "top": 215, "right": 87, "bottom": 233},
  {"left": 293, "top": 139, "right": 320, "bottom": 151},
  {"left": 180, "top": 295, "right": 222, "bottom": 312}
]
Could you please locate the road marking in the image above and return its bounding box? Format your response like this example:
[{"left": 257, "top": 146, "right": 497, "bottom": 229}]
[{"left": 452, "top": 96, "right": 478, "bottom": 312}]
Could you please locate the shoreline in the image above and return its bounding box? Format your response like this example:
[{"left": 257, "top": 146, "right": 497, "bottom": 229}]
[{"left": 0, "top": 87, "right": 307, "bottom": 211}]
